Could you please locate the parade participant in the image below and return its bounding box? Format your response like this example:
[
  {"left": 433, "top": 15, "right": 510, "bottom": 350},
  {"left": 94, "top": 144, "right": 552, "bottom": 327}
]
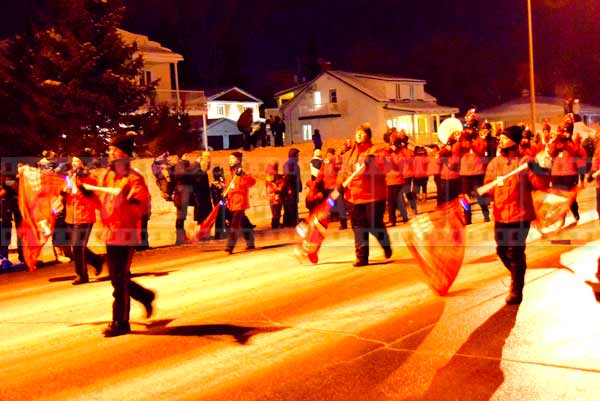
[
  {"left": 98, "top": 132, "right": 155, "bottom": 337},
  {"left": 225, "top": 152, "right": 256, "bottom": 254},
  {"left": 413, "top": 146, "right": 430, "bottom": 203},
  {"left": 397, "top": 130, "right": 417, "bottom": 215},
  {"left": 282, "top": 148, "right": 302, "bottom": 227},
  {"left": 548, "top": 116, "right": 587, "bottom": 222},
  {"left": 265, "top": 162, "right": 284, "bottom": 229},
  {"left": 339, "top": 123, "right": 393, "bottom": 267},
  {"left": 385, "top": 131, "right": 409, "bottom": 226},
  {"left": 459, "top": 125, "right": 490, "bottom": 223},
  {"left": 321, "top": 148, "right": 347, "bottom": 230},
  {"left": 484, "top": 125, "right": 551, "bottom": 305},
  {"left": 438, "top": 131, "right": 462, "bottom": 204},
  {"left": 62, "top": 157, "right": 104, "bottom": 284},
  {"left": 426, "top": 144, "right": 442, "bottom": 206},
  {"left": 589, "top": 144, "right": 600, "bottom": 280},
  {"left": 309, "top": 149, "right": 323, "bottom": 181}
]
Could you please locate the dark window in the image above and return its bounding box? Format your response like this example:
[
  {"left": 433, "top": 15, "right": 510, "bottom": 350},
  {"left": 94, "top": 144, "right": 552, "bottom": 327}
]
[
  {"left": 329, "top": 89, "right": 337, "bottom": 103},
  {"left": 145, "top": 71, "right": 152, "bottom": 84},
  {"left": 170, "top": 64, "right": 177, "bottom": 90}
]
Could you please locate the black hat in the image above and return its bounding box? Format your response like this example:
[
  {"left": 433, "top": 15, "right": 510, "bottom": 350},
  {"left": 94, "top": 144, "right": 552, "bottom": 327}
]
[
  {"left": 288, "top": 148, "right": 300, "bottom": 158},
  {"left": 230, "top": 151, "right": 243, "bottom": 161},
  {"left": 502, "top": 126, "right": 524, "bottom": 146},
  {"left": 110, "top": 131, "right": 137, "bottom": 157}
]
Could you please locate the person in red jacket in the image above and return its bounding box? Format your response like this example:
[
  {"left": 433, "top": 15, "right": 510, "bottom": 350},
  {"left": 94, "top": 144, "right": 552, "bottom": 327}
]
[
  {"left": 62, "top": 156, "right": 104, "bottom": 285},
  {"left": 438, "top": 131, "right": 462, "bottom": 204},
  {"left": 339, "top": 123, "right": 393, "bottom": 267},
  {"left": 98, "top": 132, "right": 156, "bottom": 337},
  {"left": 587, "top": 144, "right": 600, "bottom": 279},
  {"left": 484, "top": 125, "right": 551, "bottom": 305},
  {"left": 385, "top": 133, "right": 408, "bottom": 226},
  {"left": 459, "top": 131, "right": 490, "bottom": 223},
  {"left": 225, "top": 151, "right": 256, "bottom": 254},
  {"left": 549, "top": 122, "right": 587, "bottom": 222}
]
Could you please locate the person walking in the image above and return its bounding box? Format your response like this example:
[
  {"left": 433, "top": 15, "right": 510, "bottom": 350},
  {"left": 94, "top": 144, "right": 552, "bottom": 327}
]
[
  {"left": 312, "top": 128, "right": 323, "bottom": 150},
  {"left": 339, "top": 123, "right": 393, "bottom": 267},
  {"left": 62, "top": 156, "right": 105, "bottom": 284},
  {"left": 98, "top": 132, "right": 155, "bottom": 337},
  {"left": 282, "top": 148, "right": 302, "bottom": 227},
  {"left": 225, "top": 152, "right": 256, "bottom": 254},
  {"left": 484, "top": 126, "right": 551, "bottom": 305},
  {"left": 272, "top": 116, "right": 285, "bottom": 147}
]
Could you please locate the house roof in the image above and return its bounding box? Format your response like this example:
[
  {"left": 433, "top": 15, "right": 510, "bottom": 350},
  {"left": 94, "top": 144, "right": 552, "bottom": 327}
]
[
  {"left": 479, "top": 96, "right": 600, "bottom": 120},
  {"left": 206, "top": 86, "right": 263, "bottom": 103},
  {"left": 118, "top": 29, "right": 183, "bottom": 62},
  {"left": 280, "top": 70, "right": 457, "bottom": 114},
  {"left": 274, "top": 82, "right": 310, "bottom": 97}
]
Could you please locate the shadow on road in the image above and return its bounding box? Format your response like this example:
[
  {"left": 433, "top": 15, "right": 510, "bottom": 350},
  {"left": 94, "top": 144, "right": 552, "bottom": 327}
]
[
  {"left": 585, "top": 280, "right": 600, "bottom": 303},
  {"left": 49, "top": 270, "right": 177, "bottom": 283},
  {"left": 136, "top": 322, "right": 287, "bottom": 344},
  {"left": 414, "top": 304, "right": 519, "bottom": 401}
]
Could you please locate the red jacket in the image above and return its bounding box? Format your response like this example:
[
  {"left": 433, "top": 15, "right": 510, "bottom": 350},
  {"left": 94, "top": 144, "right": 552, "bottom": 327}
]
[
  {"left": 340, "top": 142, "right": 391, "bottom": 204},
  {"left": 414, "top": 154, "right": 429, "bottom": 178},
  {"left": 459, "top": 137, "right": 487, "bottom": 176},
  {"left": 484, "top": 155, "right": 549, "bottom": 223},
  {"left": 226, "top": 171, "right": 256, "bottom": 211},
  {"left": 99, "top": 167, "right": 150, "bottom": 245},
  {"left": 385, "top": 151, "right": 405, "bottom": 186},
  {"left": 399, "top": 147, "right": 415, "bottom": 178},
  {"left": 549, "top": 140, "right": 587, "bottom": 176},
  {"left": 64, "top": 173, "right": 99, "bottom": 225},
  {"left": 439, "top": 142, "right": 461, "bottom": 180},
  {"left": 591, "top": 145, "right": 600, "bottom": 188}
]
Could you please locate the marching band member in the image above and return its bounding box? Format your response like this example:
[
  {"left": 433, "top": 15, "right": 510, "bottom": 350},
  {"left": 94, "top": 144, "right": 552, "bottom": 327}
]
[
  {"left": 339, "top": 123, "right": 393, "bottom": 267},
  {"left": 99, "top": 132, "right": 156, "bottom": 337},
  {"left": 484, "top": 126, "right": 551, "bottom": 305},
  {"left": 385, "top": 131, "right": 409, "bottom": 226},
  {"left": 225, "top": 151, "right": 256, "bottom": 254}
]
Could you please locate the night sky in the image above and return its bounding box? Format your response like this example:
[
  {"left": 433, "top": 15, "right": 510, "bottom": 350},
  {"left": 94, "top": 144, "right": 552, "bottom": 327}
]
[{"left": 2, "top": 0, "right": 600, "bottom": 110}]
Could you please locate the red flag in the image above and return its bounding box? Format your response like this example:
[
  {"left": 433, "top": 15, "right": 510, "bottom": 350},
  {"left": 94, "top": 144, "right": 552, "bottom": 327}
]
[
  {"left": 402, "top": 198, "right": 467, "bottom": 295},
  {"left": 295, "top": 191, "right": 336, "bottom": 264},
  {"left": 17, "top": 166, "right": 66, "bottom": 271},
  {"left": 531, "top": 187, "right": 578, "bottom": 235},
  {"left": 194, "top": 201, "right": 222, "bottom": 241}
]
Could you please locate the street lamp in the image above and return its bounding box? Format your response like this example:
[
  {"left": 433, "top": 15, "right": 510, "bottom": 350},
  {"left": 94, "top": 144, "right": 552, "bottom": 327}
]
[{"left": 527, "top": 0, "right": 538, "bottom": 132}]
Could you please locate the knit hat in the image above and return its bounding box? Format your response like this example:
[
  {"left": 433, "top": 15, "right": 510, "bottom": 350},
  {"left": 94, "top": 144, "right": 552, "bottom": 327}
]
[
  {"left": 313, "top": 149, "right": 322, "bottom": 158},
  {"left": 110, "top": 131, "right": 137, "bottom": 157},
  {"left": 230, "top": 151, "right": 243, "bottom": 161},
  {"left": 501, "top": 126, "right": 524, "bottom": 147}
]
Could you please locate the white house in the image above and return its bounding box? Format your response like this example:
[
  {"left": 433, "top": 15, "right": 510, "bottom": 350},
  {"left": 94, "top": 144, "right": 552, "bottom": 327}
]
[
  {"left": 478, "top": 94, "right": 600, "bottom": 133},
  {"left": 276, "top": 70, "right": 459, "bottom": 145}
]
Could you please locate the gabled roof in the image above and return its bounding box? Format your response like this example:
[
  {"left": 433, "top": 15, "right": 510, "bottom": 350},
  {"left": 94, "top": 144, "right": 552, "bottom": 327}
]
[
  {"left": 118, "top": 29, "right": 183, "bottom": 62},
  {"left": 206, "top": 86, "right": 263, "bottom": 104},
  {"left": 274, "top": 82, "right": 310, "bottom": 97},
  {"left": 279, "top": 70, "right": 456, "bottom": 114}
]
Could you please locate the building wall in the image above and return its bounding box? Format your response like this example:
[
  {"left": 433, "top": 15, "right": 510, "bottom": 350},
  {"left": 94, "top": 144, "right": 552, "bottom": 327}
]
[
  {"left": 143, "top": 63, "right": 172, "bottom": 90},
  {"left": 207, "top": 102, "right": 261, "bottom": 122}
]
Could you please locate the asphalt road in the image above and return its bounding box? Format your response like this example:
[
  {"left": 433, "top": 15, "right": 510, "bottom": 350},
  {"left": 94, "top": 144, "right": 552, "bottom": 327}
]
[{"left": 1, "top": 188, "right": 600, "bottom": 401}]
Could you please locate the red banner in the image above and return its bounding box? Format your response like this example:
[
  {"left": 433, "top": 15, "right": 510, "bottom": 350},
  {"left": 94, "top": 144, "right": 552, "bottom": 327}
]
[
  {"left": 402, "top": 199, "right": 467, "bottom": 295},
  {"left": 17, "top": 166, "right": 66, "bottom": 270}
]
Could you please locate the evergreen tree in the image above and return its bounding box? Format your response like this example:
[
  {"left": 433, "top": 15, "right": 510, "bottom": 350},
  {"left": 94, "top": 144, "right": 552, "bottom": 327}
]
[{"left": 0, "top": 0, "right": 154, "bottom": 157}]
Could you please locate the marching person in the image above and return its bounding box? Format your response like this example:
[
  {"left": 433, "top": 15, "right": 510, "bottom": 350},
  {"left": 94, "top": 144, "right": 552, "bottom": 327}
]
[
  {"left": 339, "top": 123, "right": 393, "bottom": 267},
  {"left": 588, "top": 145, "right": 600, "bottom": 280},
  {"left": 265, "top": 162, "right": 284, "bottom": 229},
  {"left": 484, "top": 125, "right": 551, "bottom": 305},
  {"left": 385, "top": 131, "right": 409, "bottom": 226},
  {"left": 210, "top": 166, "right": 229, "bottom": 240},
  {"left": 225, "top": 152, "right": 256, "bottom": 254},
  {"left": 98, "top": 132, "right": 155, "bottom": 337},
  {"left": 62, "top": 156, "right": 105, "bottom": 284},
  {"left": 459, "top": 127, "right": 491, "bottom": 223}
]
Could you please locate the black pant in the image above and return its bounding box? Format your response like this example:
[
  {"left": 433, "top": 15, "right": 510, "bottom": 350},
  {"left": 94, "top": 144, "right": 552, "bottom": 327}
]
[
  {"left": 439, "top": 177, "right": 461, "bottom": 205},
  {"left": 282, "top": 201, "right": 299, "bottom": 227},
  {"left": 494, "top": 221, "right": 530, "bottom": 292},
  {"left": 401, "top": 177, "right": 417, "bottom": 212},
  {"left": 137, "top": 214, "right": 150, "bottom": 251},
  {"left": 387, "top": 185, "right": 408, "bottom": 224},
  {"left": 226, "top": 210, "right": 255, "bottom": 251},
  {"left": 461, "top": 174, "right": 490, "bottom": 222},
  {"left": 346, "top": 200, "right": 391, "bottom": 263},
  {"left": 106, "top": 245, "right": 154, "bottom": 324},
  {"left": 70, "top": 223, "right": 103, "bottom": 281},
  {"left": 270, "top": 204, "right": 282, "bottom": 228}
]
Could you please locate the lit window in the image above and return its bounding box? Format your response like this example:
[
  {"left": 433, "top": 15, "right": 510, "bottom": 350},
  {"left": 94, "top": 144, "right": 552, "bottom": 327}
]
[
  {"left": 303, "top": 124, "right": 312, "bottom": 141},
  {"left": 329, "top": 89, "right": 337, "bottom": 103},
  {"left": 395, "top": 84, "right": 401, "bottom": 99},
  {"left": 409, "top": 85, "right": 415, "bottom": 100},
  {"left": 313, "top": 91, "right": 321, "bottom": 105},
  {"left": 216, "top": 105, "right": 225, "bottom": 116}
]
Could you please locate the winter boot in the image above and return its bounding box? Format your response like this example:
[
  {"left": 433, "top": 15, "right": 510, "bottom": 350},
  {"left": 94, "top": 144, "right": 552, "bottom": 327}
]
[{"left": 506, "top": 266, "right": 525, "bottom": 305}]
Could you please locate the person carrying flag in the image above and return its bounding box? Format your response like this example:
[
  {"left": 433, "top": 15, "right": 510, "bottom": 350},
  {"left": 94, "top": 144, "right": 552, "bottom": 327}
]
[
  {"left": 339, "top": 123, "right": 393, "bottom": 267},
  {"left": 98, "top": 132, "right": 156, "bottom": 337},
  {"left": 225, "top": 152, "right": 256, "bottom": 254},
  {"left": 484, "top": 126, "right": 551, "bottom": 305}
]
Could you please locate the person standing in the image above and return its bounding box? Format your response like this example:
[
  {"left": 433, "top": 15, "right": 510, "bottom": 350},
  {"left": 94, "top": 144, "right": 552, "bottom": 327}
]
[
  {"left": 225, "top": 152, "right": 256, "bottom": 253},
  {"left": 172, "top": 154, "right": 194, "bottom": 245},
  {"left": 272, "top": 116, "right": 285, "bottom": 147},
  {"left": 210, "top": 166, "right": 229, "bottom": 240},
  {"left": 339, "top": 123, "right": 393, "bottom": 267},
  {"left": 237, "top": 108, "right": 253, "bottom": 151},
  {"left": 98, "top": 132, "right": 155, "bottom": 337},
  {"left": 309, "top": 149, "right": 323, "bottom": 181},
  {"left": 192, "top": 151, "right": 213, "bottom": 227},
  {"left": 282, "top": 148, "right": 302, "bottom": 227},
  {"left": 312, "top": 128, "right": 323, "bottom": 150},
  {"left": 484, "top": 126, "right": 550, "bottom": 305},
  {"left": 265, "top": 162, "right": 284, "bottom": 229},
  {"left": 385, "top": 134, "right": 408, "bottom": 226},
  {"left": 63, "top": 157, "right": 105, "bottom": 284}
]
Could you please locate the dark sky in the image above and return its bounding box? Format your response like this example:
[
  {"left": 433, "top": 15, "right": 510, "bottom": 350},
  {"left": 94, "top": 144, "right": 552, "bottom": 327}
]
[{"left": 2, "top": 0, "right": 600, "bottom": 110}]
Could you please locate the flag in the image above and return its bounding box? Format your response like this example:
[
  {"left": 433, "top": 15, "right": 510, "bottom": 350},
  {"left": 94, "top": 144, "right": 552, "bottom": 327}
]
[
  {"left": 194, "top": 201, "right": 223, "bottom": 241},
  {"left": 531, "top": 187, "right": 578, "bottom": 235},
  {"left": 402, "top": 198, "right": 467, "bottom": 295},
  {"left": 17, "top": 166, "right": 66, "bottom": 271},
  {"left": 295, "top": 190, "right": 338, "bottom": 264}
]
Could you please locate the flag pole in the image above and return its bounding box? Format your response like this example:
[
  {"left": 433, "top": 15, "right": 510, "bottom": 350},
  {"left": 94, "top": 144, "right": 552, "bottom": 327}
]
[{"left": 527, "top": 0, "right": 538, "bottom": 133}]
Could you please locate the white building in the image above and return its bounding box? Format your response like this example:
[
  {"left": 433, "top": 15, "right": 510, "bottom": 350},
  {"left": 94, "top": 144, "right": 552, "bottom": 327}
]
[{"left": 276, "top": 70, "right": 459, "bottom": 145}]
